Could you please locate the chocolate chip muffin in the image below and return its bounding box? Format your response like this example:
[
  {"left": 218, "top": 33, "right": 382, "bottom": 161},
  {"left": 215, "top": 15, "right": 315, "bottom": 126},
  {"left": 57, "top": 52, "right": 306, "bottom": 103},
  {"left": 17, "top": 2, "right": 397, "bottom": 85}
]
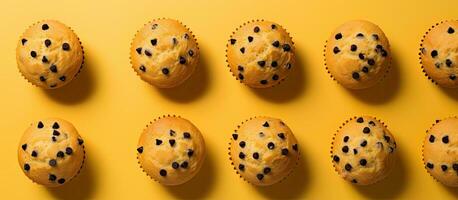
[
  {"left": 137, "top": 115, "right": 205, "bottom": 185},
  {"left": 226, "top": 20, "right": 295, "bottom": 88},
  {"left": 18, "top": 118, "right": 85, "bottom": 187},
  {"left": 423, "top": 117, "right": 458, "bottom": 186},
  {"left": 331, "top": 116, "right": 396, "bottom": 185},
  {"left": 16, "top": 20, "right": 84, "bottom": 89},
  {"left": 420, "top": 20, "right": 458, "bottom": 88},
  {"left": 325, "top": 20, "right": 391, "bottom": 89},
  {"left": 130, "top": 19, "right": 199, "bottom": 88},
  {"left": 229, "top": 117, "right": 299, "bottom": 186}
]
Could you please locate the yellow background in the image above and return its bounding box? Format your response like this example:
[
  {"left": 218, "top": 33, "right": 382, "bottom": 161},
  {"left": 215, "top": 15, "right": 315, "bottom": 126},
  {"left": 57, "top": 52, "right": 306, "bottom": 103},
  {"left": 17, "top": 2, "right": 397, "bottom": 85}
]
[{"left": 1, "top": 0, "right": 458, "bottom": 199}]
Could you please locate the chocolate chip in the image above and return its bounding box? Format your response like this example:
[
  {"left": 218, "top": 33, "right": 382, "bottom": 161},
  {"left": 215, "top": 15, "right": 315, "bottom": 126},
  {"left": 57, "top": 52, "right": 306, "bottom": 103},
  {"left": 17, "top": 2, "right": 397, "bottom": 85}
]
[
  {"left": 42, "top": 24, "right": 49, "bottom": 30},
  {"left": 49, "top": 174, "right": 56, "bottom": 181},
  {"left": 40, "top": 76, "right": 46, "bottom": 82},
  {"left": 239, "top": 164, "right": 245, "bottom": 171},
  {"left": 292, "top": 144, "right": 298, "bottom": 151},
  {"left": 172, "top": 162, "right": 179, "bottom": 169},
  {"left": 169, "top": 139, "right": 176, "bottom": 147},
  {"left": 31, "top": 151, "right": 38, "bottom": 157},
  {"left": 281, "top": 148, "right": 289, "bottom": 155},
  {"left": 342, "top": 146, "right": 349, "bottom": 153},
  {"left": 52, "top": 136, "right": 57, "bottom": 142},
  {"left": 183, "top": 33, "right": 189, "bottom": 39},
  {"left": 267, "top": 142, "right": 275, "bottom": 150},
  {"left": 272, "top": 74, "right": 279, "bottom": 81},
  {"left": 230, "top": 39, "right": 236, "bottom": 45},
  {"left": 360, "top": 159, "right": 367, "bottom": 166},
  {"left": 22, "top": 144, "right": 27, "bottom": 150},
  {"left": 372, "top": 34, "right": 379, "bottom": 40},
  {"left": 59, "top": 76, "right": 66, "bottom": 82},
  {"left": 263, "top": 167, "right": 271, "bottom": 174},
  {"left": 162, "top": 68, "right": 169, "bottom": 75},
  {"left": 368, "top": 59, "right": 375, "bottom": 66},
  {"left": 356, "top": 33, "right": 364, "bottom": 38},
  {"left": 179, "top": 56, "right": 186, "bottom": 64},
  {"left": 353, "top": 149, "right": 358, "bottom": 154},
  {"left": 431, "top": 50, "right": 438, "bottom": 58},
  {"left": 258, "top": 61, "right": 266, "bottom": 67},
  {"left": 333, "top": 47, "right": 340, "bottom": 54},
  {"left": 238, "top": 74, "right": 244, "bottom": 80},
  {"left": 283, "top": 44, "right": 291, "bottom": 52},
  {"left": 263, "top": 122, "right": 269, "bottom": 127},
  {"left": 345, "top": 163, "right": 352, "bottom": 171},
  {"left": 181, "top": 161, "right": 188, "bottom": 168},
  {"left": 62, "top": 43, "right": 70, "bottom": 51},
  {"left": 369, "top": 121, "right": 376, "bottom": 126},
  {"left": 286, "top": 63, "right": 292, "bottom": 69},
  {"left": 238, "top": 66, "right": 244, "bottom": 71},
  {"left": 250, "top": 152, "right": 259, "bottom": 160},
  {"left": 50, "top": 84, "right": 57, "bottom": 88},
  {"left": 183, "top": 132, "right": 191, "bottom": 139},
  {"left": 448, "top": 27, "right": 455, "bottom": 34},
  {"left": 257, "top": 174, "right": 264, "bottom": 180},
  {"left": 442, "top": 165, "right": 448, "bottom": 171},
  {"left": 78, "top": 138, "right": 84, "bottom": 145},
  {"left": 381, "top": 50, "right": 388, "bottom": 57},
  {"left": 271, "top": 24, "right": 276, "bottom": 29},
  {"left": 57, "top": 151, "right": 64, "bottom": 158},
  {"left": 159, "top": 169, "right": 167, "bottom": 177},
  {"left": 350, "top": 45, "right": 357, "bottom": 51},
  {"left": 357, "top": 117, "right": 364, "bottom": 123},
  {"left": 359, "top": 53, "right": 365, "bottom": 60},
  {"left": 150, "top": 39, "right": 157, "bottom": 46},
  {"left": 333, "top": 155, "right": 340, "bottom": 162},
  {"left": 254, "top": 26, "right": 260, "bottom": 33},
  {"left": 361, "top": 140, "right": 367, "bottom": 147},
  {"left": 442, "top": 136, "right": 449, "bottom": 143},
  {"left": 260, "top": 80, "right": 268, "bottom": 85},
  {"left": 427, "top": 162, "right": 434, "bottom": 169},
  {"left": 352, "top": 72, "right": 360, "bottom": 80},
  {"left": 232, "top": 134, "right": 238, "bottom": 140},
  {"left": 21, "top": 39, "right": 27, "bottom": 45},
  {"left": 53, "top": 130, "right": 60, "bottom": 136},
  {"left": 363, "top": 127, "right": 371, "bottom": 134},
  {"left": 30, "top": 51, "right": 37, "bottom": 58},
  {"left": 384, "top": 135, "right": 391, "bottom": 143},
  {"left": 187, "top": 149, "right": 194, "bottom": 157},
  {"left": 51, "top": 122, "right": 59, "bottom": 129},
  {"left": 272, "top": 41, "right": 280, "bottom": 48},
  {"left": 352, "top": 179, "right": 358, "bottom": 184},
  {"left": 239, "top": 141, "right": 246, "bottom": 148},
  {"left": 24, "top": 164, "right": 30, "bottom": 171},
  {"left": 172, "top": 38, "right": 178, "bottom": 45},
  {"left": 58, "top": 178, "right": 66, "bottom": 184},
  {"left": 65, "top": 147, "right": 73, "bottom": 155},
  {"left": 271, "top": 61, "right": 278, "bottom": 67},
  {"left": 239, "top": 152, "right": 246, "bottom": 159},
  {"left": 362, "top": 66, "right": 369, "bottom": 73},
  {"left": 50, "top": 65, "right": 58, "bottom": 73},
  {"left": 335, "top": 33, "right": 342, "bottom": 40},
  {"left": 151, "top": 24, "right": 158, "bottom": 30},
  {"left": 248, "top": 36, "right": 253, "bottom": 42},
  {"left": 429, "top": 135, "right": 435, "bottom": 143},
  {"left": 49, "top": 159, "right": 57, "bottom": 167},
  {"left": 45, "top": 39, "right": 51, "bottom": 47},
  {"left": 169, "top": 130, "right": 176, "bottom": 136},
  {"left": 450, "top": 75, "right": 457, "bottom": 80},
  {"left": 156, "top": 139, "right": 162, "bottom": 145},
  {"left": 343, "top": 136, "right": 349, "bottom": 142},
  {"left": 136, "top": 48, "right": 142, "bottom": 54},
  {"left": 144, "top": 50, "right": 152, "bottom": 57},
  {"left": 239, "top": 48, "right": 245, "bottom": 54},
  {"left": 278, "top": 133, "right": 285, "bottom": 139},
  {"left": 453, "top": 164, "right": 458, "bottom": 171},
  {"left": 446, "top": 59, "right": 453, "bottom": 67}
]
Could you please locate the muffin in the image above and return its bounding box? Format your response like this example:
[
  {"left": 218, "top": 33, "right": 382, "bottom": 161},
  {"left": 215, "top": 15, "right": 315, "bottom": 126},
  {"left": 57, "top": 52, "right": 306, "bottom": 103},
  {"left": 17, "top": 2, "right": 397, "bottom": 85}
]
[
  {"left": 325, "top": 20, "right": 391, "bottom": 89},
  {"left": 16, "top": 20, "right": 84, "bottom": 89},
  {"left": 331, "top": 116, "right": 396, "bottom": 185},
  {"left": 229, "top": 116, "right": 299, "bottom": 186},
  {"left": 130, "top": 19, "right": 199, "bottom": 88},
  {"left": 137, "top": 115, "right": 205, "bottom": 185},
  {"left": 423, "top": 117, "right": 458, "bottom": 186},
  {"left": 226, "top": 20, "right": 295, "bottom": 88},
  {"left": 420, "top": 20, "right": 458, "bottom": 88},
  {"left": 18, "top": 118, "right": 85, "bottom": 187}
]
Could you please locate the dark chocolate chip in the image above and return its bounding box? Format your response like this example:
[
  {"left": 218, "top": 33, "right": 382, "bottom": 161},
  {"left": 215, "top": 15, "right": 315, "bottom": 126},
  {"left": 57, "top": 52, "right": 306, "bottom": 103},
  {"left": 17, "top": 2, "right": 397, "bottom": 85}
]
[
  {"left": 431, "top": 50, "right": 438, "bottom": 58},
  {"left": 446, "top": 59, "right": 453, "bottom": 67},
  {"left": 333, "top": 46, "right": 340, "bottom": 54},
  {"left": 239, "top": 141, "right": 246, "bottom": 148},
  {"left": 335, "top": 33, "right": 342, "bottom": 40},
  {"left": 353, "top": 149, "right": 358, "bottom": 154},
  {"left": 232, "top": 134, "right": 238, "bottom": 140},
  {"left": 363, "top": 127, "right": 371, "bottom": 134},
  {"left": 240, "top": 47, "right": 245, "bottom": 54},
  {"left": 238, "top": 74, "right": 244, "bottom": 80},
  {"left": 136, "top": 47, "right": 142, "bottom": 54},
  {"left": 169, "top": 130, "right": 176, "bottom": 136},
  {"left": 442, "top": 136, "right": 449, "bottom": 144},
  {"left": 78, "top": 138, "right": 84, "bottom": 145},
  {"left": 372, "top": 34, "right": 379, "bottom": 40},
  {"left": 151, "top": 24, "right": 158, "bottom": 29},
  {"left": 453, "top": 164, "right": 458, "bottom": 171},
  {"left": 50, "top": 65, "right": 58, "bottom": 73},
  {"left": 263, "top": 167, "right": 271, "bottom": 174},
  {"left": 253, "top": 152, "right": 260, "bottom": 159},
  {"left": 65, "top": 147, "right": 73, "bottom": 155},
  {"left": 271, "top": 61, "right": 278, "bottom": 67},
  {"left": 343, "top": 136, "right": 349, "bottom": 142},
  {"left": 442, "top": 165, "right": 448, "bottom": 171},
  {"left": 52, "top": 136, "right": 57, "bottom": 142},
  {"left": 427, "top": 162, "right": 434, "bottom": 169},
  {"left": 30, "top": 51, "right": 37, "bottom": 58},
  {"left": 362, "top": 66, "right": 369, "bottom": 73},
  {"left": 179, "top": 56, "right": 186, "bottom": 64},
  {"left": 144, "top": 50, "right": 152, "bottom": 57},
  {"left": 181, "top": 161, "right": 188, "bottom": 168},
  {"left": 350, "top": 44, "right": 357, "bottom": 51},
  {"left": 49, "top": 159, "right": 57, "bottom": 167},
  {"left": 260, "top": 80, "right": 268, "bottom": 85},
  {"left": 381, "top": 50, "right": 388, "bottom": 57},
  {"left": 22, "top": 144, "right": 27, "bottom": 150},
  {"left": 21, "top": 39, "right": 27, "bottom": 45},
  {"left": 52, "top": 122, "right": 59, "bottom": 129},
  {"left": 357, "top": 117, "right": 364, "bottom": 123},
  {"left": 258, "top": 61, "right": 266, "bottom": 67},
  {"left": 267, "top": 142, "right": 275, "bottom": 150},
  {"left": 283, "top": 44, "right": 291, "bottom": 52},
  {"left": 172, "top": 162, "right": 179, "bottom": 169},
  {"left": 450, "top": 75, "right": 457, "bottom": 80},
  {"left": 58, "top": 178, "right": 66, "bottom": 184},
  {"left": 257, "top": 174, "right": 264, "bottom": 180},
  {"left": 271, "top": 24, "right": 276, "bottom": 29},
  {"left": 369, "top": 121, "right": 376, "bottom": 126},
  {"left": 239, "top": 152, "right": 245, "bottom": 159},
  {"left": 368, "top": 59, "right": 375, "bottom": 66},
  {"left": 263, "top": 122, "right": 269, "bottom": 127},
  {"left": 238, "top": 65, "right": 244, "bottom": 71},
  {"left": 359, "top": 53, "right": 365, "bottom": 60},
  {"left": 62, "top": 43, "right": 70, "bottom": 51},
  {"left": 183, "top": 132, "right": 191, "bottom": 139},
  {"left": 151, "top": 39, "right": 157, "bottom": 46},
  {"left": 448, "top": 27, "right": 455, "bottom": 34},
  {"left": 42, "top": 24, "right": 49, "bottom": 30},
  {"left": 360, "top": 140, "right": 367, "bottom": 147},
  {"left": 49, "top": 174, "right": 57, "bottom": 181},
  {"left": 254, "top": 26, "right": 260, "bottom": 33},
  {"left": 156, "top": 139, "right": 163, "bottom": 145},
  {"left": 57, "top": 151, "right": 64, "bottom": 158},
  {"left": 429, "top": 135, "right": 435, "bottom": 143},
  {"left": 183, "top": 34, "right": 189, "bottom": 39},
  {"left": 333, "top": 155, "right": 340, "bottom": 162},
  {"left": 384, "top": 135, "right": 391, "bottom": 143},
  {"left": 356, "top": 33, "right": 364, "bottom": 38},
  {"left": 53, "top": 130, "right": 60, "bottom": 136},
  {"left": 352, "top": 179, "right": 358, "bottom": 184},
  {"left": 188, "top": 49, "right": 195, "bottom": 57},
  {"left": 342, "top": 146, "right": 349, "bottom": 153},
  {"left": 345, "top": 163, "right": 352, "bottom": 171},
  {"left": 352, "top": 72, "right": 360, "bottom": 80},
  {"left": 230, "top": 39, "right": 236, "bottom": 45},
  {"left": 169, "top": 139, "right": 176, "bottom": 147},
  {"left": 239, "top": 164, "right": 245, "bottom": 171},
  {"left": 40, "top": 76, "right": 46, "bottom": 82},
  {"left": 31, "top": 151, "right": 38, "bottom": 157},
  {"left": 50, "top": 84, "right": 57, "bottom": 88},
  {"left": 272, "top": 74, "right": 279, "bottom": 81},
  {"left": 187, "top": 149, "right": 194, "bottom": 157},
  {"left": 272, "top": 41, "right": 280, "bottom": 48},
  {"left": 45, "top": 39, "right": 51, "bottom": 47},
  {"left": 248, "top": 36, "right": 253, "bottom": 42},
  {"left": 159, "top": 169, "right": 167, "bottom": 177},
  {"left": 360, "top": 159, "right": 367, "bottom": 166},
  {"left": 281, "top": 148, "right": 289, "bottom": 156},
  {"left": 162, "top": 68, "right": 169, "bottom": 75},
  {"left": 286, "top": 63, "right": 292, "bottom": 69},
  {"left": 278, "top": 133, "right": 285, "bottom": 139},
  {"left": 59, "top": 76, "right": 66, "bottom": 82},
  {"left": 292, "top": 144, "right": 298, "bottom": 151}
]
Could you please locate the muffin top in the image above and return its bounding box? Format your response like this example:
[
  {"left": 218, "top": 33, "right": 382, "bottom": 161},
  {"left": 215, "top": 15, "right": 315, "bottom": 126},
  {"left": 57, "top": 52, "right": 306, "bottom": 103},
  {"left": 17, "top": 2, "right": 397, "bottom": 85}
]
[
  {"left": 229, "top": 117, "right": 299, "bottom": 186},
  {"left": 16, "top": 20, "right": 84, "bottom": 89},
  {"left": 17, "top": 118, "right": 85, "bottom": 187},
  {"left": 421, "top": 20, "right": 458, "bottom": 88},
  {"left": 137, "top": 116, "right": 205, "bottom": 185},
  {"left": 130, "top": 19, "right": 199, "bottom": 88},
  {"left": 325, "top": 20, "right": 391, "bottom": 89},
  {"left": 423, "top": 117, "right": 458, "bottom": 187},
  {"left": 331, "top": 116, "right": 396, "bottom": 185},
  {"left": 227, "top": 20, "right": 295, "bottom": 88}
]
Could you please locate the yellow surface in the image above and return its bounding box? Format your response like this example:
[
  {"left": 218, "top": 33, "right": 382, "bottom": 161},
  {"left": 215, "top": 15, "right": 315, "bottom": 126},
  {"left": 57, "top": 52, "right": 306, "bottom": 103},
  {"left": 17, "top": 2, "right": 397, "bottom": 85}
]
[{"left": 1, "top": 0, "right": 458, "bottom": 199}]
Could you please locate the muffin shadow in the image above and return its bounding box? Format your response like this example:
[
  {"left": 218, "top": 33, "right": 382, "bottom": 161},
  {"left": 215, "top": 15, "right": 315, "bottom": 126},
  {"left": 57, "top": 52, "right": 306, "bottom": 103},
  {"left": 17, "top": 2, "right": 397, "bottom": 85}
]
[
  {"left": 42, "top": 55, "right": 96, "bottom": 105},
  {"left": 439, "top": 87, "right": 458, "bottom": 100},
  {"left": 164, "top": 149, "right": 216, "bottom": 199},
  {"left": 255, "top": 149, "right": 310, "bottom": 199},
  {"left": 250, "top": 49, "right": 307, "bottom": 103},
  {"left": 47, "top": 153, "right": 96, "bottom": 200},
  {"left": 347, "top": 53, "right": 401, "bottom": 105},
  {"left": 353, "top": 145, "right": 408, "bottom": 199},
  {"left": 156, "top": 52, "right": 210, "bottom": 103}
]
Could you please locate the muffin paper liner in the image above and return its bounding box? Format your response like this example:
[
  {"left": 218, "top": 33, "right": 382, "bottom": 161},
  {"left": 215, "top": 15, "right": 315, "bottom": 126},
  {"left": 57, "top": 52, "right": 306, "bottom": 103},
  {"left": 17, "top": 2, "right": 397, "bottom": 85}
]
[
  {"left": 227, "top": 116, "right": 300, "bottom": 186},
  {"left": 17, "top": 20, "right": 85, "bottom": 90},
  {"left": 129, "top": 18, "right": 200, "bottom": 88},
  {"left": 329, "top": 115, "right": 391, "bottom": 185},
  {"left": 225, "top": 19, "right": 296, "bottom": 89}
]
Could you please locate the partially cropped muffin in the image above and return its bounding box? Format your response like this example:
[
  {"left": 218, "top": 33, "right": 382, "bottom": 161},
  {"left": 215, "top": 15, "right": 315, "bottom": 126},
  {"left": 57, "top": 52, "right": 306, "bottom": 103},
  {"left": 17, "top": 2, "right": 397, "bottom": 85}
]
[
  {"left": 420, "top": 20, "right": 458, "bottom": 88},
  {"left": 18, "top": 118, "right": 85, "bottom": 187},
  {"left": 331, "top": 116, "right": 396, "bottom": 185},
  {"left": 325, "top": 20, "right": 391, "bottom": 89},
  {"left": 130, "top": 19, "right": 199, "bottom": 88},
  {"left": 423, "top": 117, "right": 458, "bottom": 186},
  {"left": 227, "top": 20, "right": 295, "bottom": 88},
  {"left": 229, "top": 117, "right": 299, "bottom": 186},
  {"left": 137, "top": 115, "right": 205, "bottom": 185},
  {"left": 16, "top": 20, "right": 84, "bottom": 89}
]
